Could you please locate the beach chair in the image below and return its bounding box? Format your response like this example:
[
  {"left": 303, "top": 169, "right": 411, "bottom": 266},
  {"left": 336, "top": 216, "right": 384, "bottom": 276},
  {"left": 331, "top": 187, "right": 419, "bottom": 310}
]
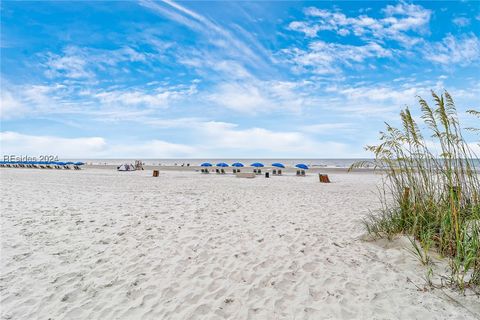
[
  {"left": 220, "top": 169, "right": 225, "bottom": 174},
  {"left": 272, "top": 169, "right": 277, "bottom": 175},
  {"left": 237, "top": 169, "right": 241, "bottom": 173},
  {"left": 296, "top": 170, "right": 301, "bottom": 176},
  {"left": 216, "top": 168, "right": 220, "bottom": 174},
  {"left": 278, "top": 169, "right": 282, "bottom": 175},
  {"left": 233, "top": 169, "right": 237, "bottom": 174},
  {"left": 301, "top": 170, "right": 306, "bottom": 176},
  {"left": 253, "top": 169, "right": 257, "bottom": 174}
]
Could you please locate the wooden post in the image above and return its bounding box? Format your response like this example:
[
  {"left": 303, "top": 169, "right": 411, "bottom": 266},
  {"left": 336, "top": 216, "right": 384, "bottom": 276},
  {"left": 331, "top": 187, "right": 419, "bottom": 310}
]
[
  {"left": 153, "top": 170, "right": 159, "bottom": 177},
  {"left": 319, "top": 174, "right": 330, "bottom": 183}
]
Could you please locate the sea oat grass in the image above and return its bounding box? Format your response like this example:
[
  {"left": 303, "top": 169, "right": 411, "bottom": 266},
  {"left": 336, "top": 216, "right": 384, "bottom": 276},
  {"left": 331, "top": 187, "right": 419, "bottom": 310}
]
[{"left": 351, "top": 91, "right": 480, "bottom": 291}]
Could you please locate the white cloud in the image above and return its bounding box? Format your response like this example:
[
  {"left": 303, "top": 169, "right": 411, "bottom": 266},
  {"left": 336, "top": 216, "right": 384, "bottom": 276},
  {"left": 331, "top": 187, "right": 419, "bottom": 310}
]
[
  {"left": 45, "top": 51, "right": 93, "bottom": 79},
  {"left": 195, "top": 121, "right": 360, "bottom": 157},
  {"left": 0, "top": 83, "right": 80, "bottom": 119},
  {"left": 0, "top": 90, "right": 27, "bottom": 119},
  {"left": 0, "top": 127, "right": 365, "bottom": 158},
  {"left": 425, "top": 33, "right": 480, "bottom": 65},
  {"left": 108, "top": 139, "right": 197, "bottom": 158},
  {"left": 300, "top": 123, "right": 354, "bottom": 134},
  {"left": 207, "top": 80, "right": 314, "bottom": 114},
  {"left": 0, "top": 80, "right": 200, "bottom": 121},
  {"left": 288, "top": 21, "right": 328, "bottom": 37},
  {"left": 282, "top": 41, "right": 391, "bottom": 74},
  {"left": 0, "top": 131, "right": 196, "bottom": 158},
  {"left": 139, "top": 0, "right": 272, "bottom": 72},
  {"left": 452, "top": 17, "right": 470, "bottom": 27},
  {"left": 93, "top": 83, "right": 197, "bottom": 109},
  {"left": 44, "top": 46, "right": 149, "bottom": 79},
  {"left": 0, "top": 131, "right": 107, "bottom": 158},
  {"left": 289, "top": 3, "right": 431, "bottom": 46}
]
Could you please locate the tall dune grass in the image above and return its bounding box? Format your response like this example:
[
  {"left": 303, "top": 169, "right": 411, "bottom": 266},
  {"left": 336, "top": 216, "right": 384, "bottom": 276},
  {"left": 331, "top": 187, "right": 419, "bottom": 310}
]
[{"left": 351, "top": 91, "right": 479, "bottom": 291}]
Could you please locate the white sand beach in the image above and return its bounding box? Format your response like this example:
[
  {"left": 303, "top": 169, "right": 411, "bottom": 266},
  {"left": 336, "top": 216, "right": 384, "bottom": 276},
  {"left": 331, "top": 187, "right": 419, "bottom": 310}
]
[{"left": 1, "top": 168, "right": 479, "bottom": 319}]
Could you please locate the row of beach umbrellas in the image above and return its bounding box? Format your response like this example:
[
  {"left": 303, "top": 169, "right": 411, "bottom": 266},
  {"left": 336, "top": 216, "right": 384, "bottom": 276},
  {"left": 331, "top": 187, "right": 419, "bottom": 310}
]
[
  {"left": 200, "top": 162, "right": 309, "bottom": 169},
  {"left": 0, "top": 161, "right": 85, "bottom": 166}
]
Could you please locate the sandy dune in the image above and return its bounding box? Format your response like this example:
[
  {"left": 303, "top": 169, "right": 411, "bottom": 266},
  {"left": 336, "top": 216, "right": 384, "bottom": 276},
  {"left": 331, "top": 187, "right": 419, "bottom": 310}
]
[{"left": 1, "top": 169, "right": 478, "bottom": 319}]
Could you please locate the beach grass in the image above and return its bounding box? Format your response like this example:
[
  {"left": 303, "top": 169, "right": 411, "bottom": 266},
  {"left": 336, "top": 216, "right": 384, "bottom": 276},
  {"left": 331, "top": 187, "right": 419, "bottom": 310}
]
[{"left": 351, "top": 91, "right": 480, "bottom": 292}]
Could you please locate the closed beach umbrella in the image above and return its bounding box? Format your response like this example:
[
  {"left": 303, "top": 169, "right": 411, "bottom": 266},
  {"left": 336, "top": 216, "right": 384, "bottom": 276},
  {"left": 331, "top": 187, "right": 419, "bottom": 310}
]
[
  {"left": 216, "top": 162, "right": 229, "bottom": 167},
  {"left": 251, "top": 162, "right": 264, "bottom": 167},
  {"left": 201, "top": 162, "right": 212, "bottom": 167},
  {"left": 295, "top": 163, "right": 309, "bottom": 170},
  {"left": 271, "top": 163, "right": 285, "bottom": 168},
  {"left": 231, "top": 162, "right": 244, "bottom": 167}
]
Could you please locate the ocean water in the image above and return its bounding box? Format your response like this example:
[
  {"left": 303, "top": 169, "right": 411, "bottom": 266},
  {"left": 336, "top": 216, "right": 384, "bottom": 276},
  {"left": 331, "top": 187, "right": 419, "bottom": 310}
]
[
  {"left": 68, "top": 158, "right": 480, "bottom": 170},
  {"left": 70, "top": 159, "right": 373, "bottom": 168}
]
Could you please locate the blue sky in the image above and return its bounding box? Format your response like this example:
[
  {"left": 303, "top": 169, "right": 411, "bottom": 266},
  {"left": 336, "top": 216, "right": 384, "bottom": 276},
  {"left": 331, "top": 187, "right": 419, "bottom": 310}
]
[{"left": 1, "top": 1, "right": 479, "bottom": 158}]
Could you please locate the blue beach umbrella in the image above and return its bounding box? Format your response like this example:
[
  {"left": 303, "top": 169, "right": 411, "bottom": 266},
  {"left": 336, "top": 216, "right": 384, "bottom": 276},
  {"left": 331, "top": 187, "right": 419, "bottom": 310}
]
[
  {"left": 231, "top": 162, "right": 244, "bottom": 167},
  {"left": 201, "top": 162, "right": 212, "bottom": 167},
  {"left": 216, "top": 162, "right": 229, "bottom": 167},
  {"left": 295, "top": 164, "right": 309, "bottom": 170},
  {"left": 251, "top": 162, "right": 264, "bottom": 167},
  {"left": 271, "top": 163, "right": 285, "bottom": 168},
  {"left": 65, "top": 162, "right": 75, "bottom": 165},
  {"left": 74, "top": 162, "right": 85, "bottom": 166}
]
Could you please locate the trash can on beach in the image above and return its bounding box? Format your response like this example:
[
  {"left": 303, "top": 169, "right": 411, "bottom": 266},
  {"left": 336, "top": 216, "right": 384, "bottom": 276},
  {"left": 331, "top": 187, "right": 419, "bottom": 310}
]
[{"left": 265, "top": 172, "right": 270, "bottom": 178}]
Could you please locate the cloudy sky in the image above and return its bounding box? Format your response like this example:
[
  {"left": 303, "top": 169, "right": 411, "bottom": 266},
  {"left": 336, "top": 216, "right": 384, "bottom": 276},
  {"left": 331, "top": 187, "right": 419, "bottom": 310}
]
[{"left": 1, "top": 1, "right": 479, "bottom": 158}]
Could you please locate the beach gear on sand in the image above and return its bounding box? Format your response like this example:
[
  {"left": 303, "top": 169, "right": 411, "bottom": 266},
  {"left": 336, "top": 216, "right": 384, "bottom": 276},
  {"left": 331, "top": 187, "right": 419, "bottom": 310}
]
[
  {"left": 250, "top": 162, "right": 264, "bottom": 167},
  {"left": 216, "top": 162, "right": 229, "bottom": 167},
  {"left": 295, "top": 163, "right": 309, "bottom": 170},
  {"left": 231, "top": 162, "right": 244, "bottom": 167},
  {"left": 118, "top": 164, "right": 135, "bottom": 171}
]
